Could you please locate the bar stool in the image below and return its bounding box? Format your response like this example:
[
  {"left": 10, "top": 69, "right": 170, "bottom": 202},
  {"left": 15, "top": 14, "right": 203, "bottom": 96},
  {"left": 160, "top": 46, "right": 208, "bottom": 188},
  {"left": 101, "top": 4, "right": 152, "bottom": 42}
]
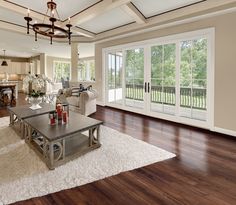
[{"left": 0, "top": 88, "right": 12, "bottom": 106}]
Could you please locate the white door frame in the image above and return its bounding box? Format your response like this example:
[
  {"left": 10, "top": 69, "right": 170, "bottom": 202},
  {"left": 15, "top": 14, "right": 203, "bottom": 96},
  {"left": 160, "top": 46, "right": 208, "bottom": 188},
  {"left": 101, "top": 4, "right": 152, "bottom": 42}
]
[{"left": 102, "top": 28, "right": 215, "bottom": 130}]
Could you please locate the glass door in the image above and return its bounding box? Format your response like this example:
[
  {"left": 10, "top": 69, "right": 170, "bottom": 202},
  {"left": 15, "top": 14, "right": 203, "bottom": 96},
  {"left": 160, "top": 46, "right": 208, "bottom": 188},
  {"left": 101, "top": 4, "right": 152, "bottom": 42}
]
[
  {"left": 124, "top": 48, "right": 145, "bottom": 109},
  {"left": 150, "top": 43, "right": 176, "bottom": 115},
  {"left": 179, "top": 38, "right": 207, "bottom": 121},
  {"left": 104, "top": 29, "right": 212, "bottom": 128}
]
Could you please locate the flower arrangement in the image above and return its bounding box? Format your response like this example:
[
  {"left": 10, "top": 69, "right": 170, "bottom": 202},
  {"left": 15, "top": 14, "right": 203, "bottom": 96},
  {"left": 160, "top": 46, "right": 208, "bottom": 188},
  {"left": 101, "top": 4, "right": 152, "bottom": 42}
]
[{"left": 23, "top": 73, "right": 53, "bottom": 95}]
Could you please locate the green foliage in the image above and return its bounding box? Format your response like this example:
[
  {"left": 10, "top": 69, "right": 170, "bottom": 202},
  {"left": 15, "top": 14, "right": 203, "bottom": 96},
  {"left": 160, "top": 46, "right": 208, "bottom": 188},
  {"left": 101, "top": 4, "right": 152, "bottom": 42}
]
[
  {"left": 125, "top": 48, "right": 144, "bottom": 85},
  {"left": 29, "top": 90, "right": 45, "bottom": 98},
  {"left": 78, "top": 60, "right": 95, "bottom": 81},
  {"left": 180, "top": 38, "right": 207, "bottom": 88},
  {"left": 151, "top": 43, "right": 176, "bottom": 86},
  {"left": 108, "top": 38, "right": 207, "bottom": 94},
  {"left": 54, "top": 61, "right": 70, "bottom": 83}
]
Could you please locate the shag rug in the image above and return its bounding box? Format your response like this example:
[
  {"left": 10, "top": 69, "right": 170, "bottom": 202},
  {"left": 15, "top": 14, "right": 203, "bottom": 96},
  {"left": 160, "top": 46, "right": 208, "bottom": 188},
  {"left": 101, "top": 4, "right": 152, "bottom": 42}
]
[{"left": 0, "top": 116, "right": 175, "bottom": 205}]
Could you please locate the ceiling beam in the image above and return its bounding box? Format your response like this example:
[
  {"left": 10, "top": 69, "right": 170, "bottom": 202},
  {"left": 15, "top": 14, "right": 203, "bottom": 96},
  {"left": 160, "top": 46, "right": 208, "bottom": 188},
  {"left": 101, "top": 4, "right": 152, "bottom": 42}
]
[
  {"left": 94, "top": 0, "right": 236, "bottom": 42},
  {"left": 121, "top": 2, "right": 146, "bottom": 24},
  {"left": 0, "top": 21, "right": 26, "bottom": 34},
  {"left": 72, "top": 27, "right": 96, "bottom": 38},
  {"left": 63, "top": 0, "right": 132, "bottom": 26}
]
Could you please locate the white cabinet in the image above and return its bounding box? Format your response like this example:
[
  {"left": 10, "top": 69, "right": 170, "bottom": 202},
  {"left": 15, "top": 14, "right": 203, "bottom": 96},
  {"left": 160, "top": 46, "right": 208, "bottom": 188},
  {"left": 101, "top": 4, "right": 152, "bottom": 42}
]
[
  {"left": 8, "top": 62, "right": 30, "bottom": 74},
  {"left": 21, "top": 62, "right": 30, "bottom": 74},
  {"left": 11, "top": 62, "right": 21, "bottom": 74}
]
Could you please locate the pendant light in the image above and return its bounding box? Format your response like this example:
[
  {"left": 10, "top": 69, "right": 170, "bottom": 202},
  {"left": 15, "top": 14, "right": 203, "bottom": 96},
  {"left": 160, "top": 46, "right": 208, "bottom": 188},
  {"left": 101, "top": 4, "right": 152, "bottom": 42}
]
[{"left": 1, "top": 50, "right": 8, "bottom": 66}]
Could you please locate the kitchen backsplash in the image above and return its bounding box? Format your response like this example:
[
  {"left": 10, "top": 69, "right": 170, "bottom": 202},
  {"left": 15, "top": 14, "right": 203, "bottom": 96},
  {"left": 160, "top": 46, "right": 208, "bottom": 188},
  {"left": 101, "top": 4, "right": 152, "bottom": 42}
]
[{"left": 0, "top": 74, "right": 26, "bottom": 81}]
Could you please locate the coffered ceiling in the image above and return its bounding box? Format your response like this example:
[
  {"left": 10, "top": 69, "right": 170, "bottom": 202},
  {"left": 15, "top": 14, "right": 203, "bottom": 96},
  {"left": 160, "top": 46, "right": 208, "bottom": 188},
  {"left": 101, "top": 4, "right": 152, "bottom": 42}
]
[
  {"left": 0, "top": 0, "right": 235, "bottom": 57},
  {"left": 6, "top": 0, "right": 101, "bottom": 21}
]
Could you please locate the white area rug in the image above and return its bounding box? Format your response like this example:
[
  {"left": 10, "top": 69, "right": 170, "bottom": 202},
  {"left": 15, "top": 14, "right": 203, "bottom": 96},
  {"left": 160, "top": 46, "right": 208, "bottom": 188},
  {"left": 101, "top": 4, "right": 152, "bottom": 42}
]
[{"left": 0, "top": 116, "right": 175, "bottom": 205}]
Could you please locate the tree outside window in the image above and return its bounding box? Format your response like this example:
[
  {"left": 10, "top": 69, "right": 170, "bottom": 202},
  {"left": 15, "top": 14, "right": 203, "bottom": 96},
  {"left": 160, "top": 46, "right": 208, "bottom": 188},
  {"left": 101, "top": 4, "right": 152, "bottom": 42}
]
[
  {"left": 53, "top": 61, "right": 71, "bottom": 83},
  {"left": 78, "top": 60, "right": 95, "bottom": 82}
]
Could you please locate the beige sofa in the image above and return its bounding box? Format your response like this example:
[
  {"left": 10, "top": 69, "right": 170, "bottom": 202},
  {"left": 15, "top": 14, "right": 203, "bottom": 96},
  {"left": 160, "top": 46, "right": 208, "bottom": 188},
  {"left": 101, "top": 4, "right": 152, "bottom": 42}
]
[{"left": 57, "top": 88, "right": 98, "bottom": 116}]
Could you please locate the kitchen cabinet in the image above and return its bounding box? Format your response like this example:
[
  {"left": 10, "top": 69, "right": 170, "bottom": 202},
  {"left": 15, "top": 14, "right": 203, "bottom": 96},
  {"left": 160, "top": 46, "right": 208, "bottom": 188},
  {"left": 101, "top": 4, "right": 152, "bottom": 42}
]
[
  {"left": 5, "top": 62, "right": 30, "bottom": 74},
  {"left": 11, "top": 62, "right": 21, "bottom": 74},
  {"left": 21, "top": 62, "right": 30, "bottom": 74}
]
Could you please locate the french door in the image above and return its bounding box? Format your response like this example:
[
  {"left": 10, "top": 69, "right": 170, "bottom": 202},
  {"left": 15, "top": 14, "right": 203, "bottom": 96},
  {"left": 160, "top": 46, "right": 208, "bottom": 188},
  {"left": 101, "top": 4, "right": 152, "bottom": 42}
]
[{"left": 105, "top": 29, "right": 213, "bottom": 129}]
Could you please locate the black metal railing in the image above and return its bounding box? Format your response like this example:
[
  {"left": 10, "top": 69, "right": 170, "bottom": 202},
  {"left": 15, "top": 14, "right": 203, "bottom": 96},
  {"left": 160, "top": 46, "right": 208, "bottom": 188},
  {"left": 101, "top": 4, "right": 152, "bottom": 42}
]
[{"left": 125, "top": 84, "right": 206, "bottom": 110}]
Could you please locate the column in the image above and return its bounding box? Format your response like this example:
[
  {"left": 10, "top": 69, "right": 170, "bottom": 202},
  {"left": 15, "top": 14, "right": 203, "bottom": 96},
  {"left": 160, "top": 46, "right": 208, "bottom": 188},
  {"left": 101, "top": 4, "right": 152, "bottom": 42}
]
[
  {"left": 71, "top": 43, "right": 78, "bottom": 82},
  {"left": 39, "top": 53, "right": 46, "bottom": 75}
]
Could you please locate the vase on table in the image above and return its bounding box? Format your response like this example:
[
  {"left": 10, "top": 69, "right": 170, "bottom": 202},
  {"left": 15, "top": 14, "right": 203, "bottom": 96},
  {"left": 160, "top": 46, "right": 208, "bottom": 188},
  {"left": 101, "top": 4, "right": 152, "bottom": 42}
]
[{"left": 29, "top": 97, "right": 42, "bottom": 110}]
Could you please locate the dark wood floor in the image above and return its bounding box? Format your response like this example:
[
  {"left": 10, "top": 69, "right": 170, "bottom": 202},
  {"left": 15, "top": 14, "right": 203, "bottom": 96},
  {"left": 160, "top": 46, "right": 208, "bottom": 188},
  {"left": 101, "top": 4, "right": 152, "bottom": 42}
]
[{"left": 1, "top": 94, "right": 236, "bottom": 205}]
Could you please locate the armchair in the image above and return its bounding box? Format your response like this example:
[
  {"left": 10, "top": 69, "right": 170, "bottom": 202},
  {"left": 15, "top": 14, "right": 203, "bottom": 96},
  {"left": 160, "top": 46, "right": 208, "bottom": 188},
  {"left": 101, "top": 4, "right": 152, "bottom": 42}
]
[{"left": 57, "top": 87, "right": 98, "bottom": 116}]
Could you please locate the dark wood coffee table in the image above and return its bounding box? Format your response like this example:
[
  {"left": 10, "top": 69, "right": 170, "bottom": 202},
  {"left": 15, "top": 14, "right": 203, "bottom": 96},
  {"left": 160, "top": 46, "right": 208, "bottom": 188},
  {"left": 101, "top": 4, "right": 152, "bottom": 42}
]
[
  {"left": 24, "top": 112, "right": 103, "bottom": 169},
  {"left": 8, "top": 103, "right": 55, "bottom": 138}
]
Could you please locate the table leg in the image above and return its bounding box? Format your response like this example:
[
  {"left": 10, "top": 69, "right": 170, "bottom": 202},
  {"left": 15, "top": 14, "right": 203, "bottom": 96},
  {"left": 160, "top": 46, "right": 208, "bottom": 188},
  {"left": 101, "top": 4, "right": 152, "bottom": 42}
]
[
  {"left": 25, "top": 124, "right": 32, "bottom": 143},
  {"left": 9, "top": 112, "right": 13, "bottom": 126},
  {"left": 48, "top": 142, "right": 55, "bottom": 170},
  {"left": 89, "top": 125, "right": 101, "bottom": 146}
]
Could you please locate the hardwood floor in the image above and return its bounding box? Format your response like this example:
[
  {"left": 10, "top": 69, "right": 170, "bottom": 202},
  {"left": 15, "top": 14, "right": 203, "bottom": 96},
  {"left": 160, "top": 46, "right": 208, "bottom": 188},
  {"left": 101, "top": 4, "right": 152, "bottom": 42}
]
[{"left": 1, "top": 94, "right": 236, "bottom": 205}]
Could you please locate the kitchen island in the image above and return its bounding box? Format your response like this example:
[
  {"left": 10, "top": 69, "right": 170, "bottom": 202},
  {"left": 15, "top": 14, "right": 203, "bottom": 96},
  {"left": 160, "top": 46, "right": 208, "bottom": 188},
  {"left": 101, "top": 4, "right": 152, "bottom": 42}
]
[
  {"left": 0, "top": 83, "right": 16, "bottom": 107},
  {"left": 0, "top": 81, "right": 19, "bottom": 99}
]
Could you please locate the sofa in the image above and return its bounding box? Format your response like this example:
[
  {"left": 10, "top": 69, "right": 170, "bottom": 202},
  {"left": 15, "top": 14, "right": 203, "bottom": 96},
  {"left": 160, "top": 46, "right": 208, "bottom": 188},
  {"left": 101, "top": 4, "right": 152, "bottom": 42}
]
[{"left": 57, "top": 87, "right": 98, "bottom": 116}]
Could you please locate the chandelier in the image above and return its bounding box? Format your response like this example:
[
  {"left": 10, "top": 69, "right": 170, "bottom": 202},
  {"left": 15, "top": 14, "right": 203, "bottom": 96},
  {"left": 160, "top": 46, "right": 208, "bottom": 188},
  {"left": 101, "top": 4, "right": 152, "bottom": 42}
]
[{"left": 24, "top": 0, "right": 72, "bottom": 45}]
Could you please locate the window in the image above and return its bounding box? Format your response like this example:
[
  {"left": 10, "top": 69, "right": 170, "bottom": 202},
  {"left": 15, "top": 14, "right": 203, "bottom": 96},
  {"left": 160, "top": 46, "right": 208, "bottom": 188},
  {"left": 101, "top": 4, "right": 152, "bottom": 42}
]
[
  {"left": 53, "top": 61, "right": 71, "bottom": 83},
  {"left": 78, "top": 59, "right": 95, "bottom": 82},
  {"left": 108, "top": 51, "right": 123, "bottom": 103}
]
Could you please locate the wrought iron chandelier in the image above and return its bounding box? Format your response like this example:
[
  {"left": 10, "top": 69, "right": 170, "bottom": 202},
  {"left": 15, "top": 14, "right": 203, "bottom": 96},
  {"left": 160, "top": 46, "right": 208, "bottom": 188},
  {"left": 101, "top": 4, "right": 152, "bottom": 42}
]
[
  {"left": 24, "top": 0, "right": 72, "bottom": 45},
  {"left": 1, "top": 50, "right": 8, "bottom": 66}
]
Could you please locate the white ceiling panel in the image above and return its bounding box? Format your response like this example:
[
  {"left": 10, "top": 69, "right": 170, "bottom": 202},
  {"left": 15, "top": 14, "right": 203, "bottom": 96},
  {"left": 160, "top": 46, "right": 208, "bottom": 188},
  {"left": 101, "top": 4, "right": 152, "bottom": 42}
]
[
  {"left": 0, "top": 7, "right": 25, "bottom": 26},
  {"left": 131, "top": 0, "right": 203, "bottom": 18},
  {"left": 0, "top": 29, "right": 94, "bottom": 58},
  {"left": 7, "top": 0, "right": 101, "bottom": 20},
  {"left": 79, "top": 7, "right": 134, "bottom": 34}
]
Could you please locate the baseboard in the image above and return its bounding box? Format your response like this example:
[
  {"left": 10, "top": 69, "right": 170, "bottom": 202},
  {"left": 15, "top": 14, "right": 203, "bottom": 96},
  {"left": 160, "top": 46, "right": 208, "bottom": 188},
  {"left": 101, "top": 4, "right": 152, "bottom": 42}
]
[
  {"left": 96, "top": 101, "right": 105, "bottom": 106},
  {"left": 213, "top": 127, "right": 236, "bottom": 137}
]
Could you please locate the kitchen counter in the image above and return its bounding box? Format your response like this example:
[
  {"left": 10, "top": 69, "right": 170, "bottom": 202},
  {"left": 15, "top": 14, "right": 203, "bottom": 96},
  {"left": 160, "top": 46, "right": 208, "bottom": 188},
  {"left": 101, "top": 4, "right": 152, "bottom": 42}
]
[{"left": 0, "top": 81, "right": 20, "bottom": 99}]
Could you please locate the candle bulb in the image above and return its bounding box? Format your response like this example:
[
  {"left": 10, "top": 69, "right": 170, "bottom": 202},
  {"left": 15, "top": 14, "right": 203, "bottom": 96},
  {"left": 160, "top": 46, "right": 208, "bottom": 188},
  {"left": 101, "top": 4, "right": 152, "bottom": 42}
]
[
  {"left": 27, "top": 8, "right": 30, "bottom": 17},
  {"left": 68, "top": 17, "right": 71, "bottom": 23},
  {"left": 52, "top": 10, "right": 54, "bottom": 17}
]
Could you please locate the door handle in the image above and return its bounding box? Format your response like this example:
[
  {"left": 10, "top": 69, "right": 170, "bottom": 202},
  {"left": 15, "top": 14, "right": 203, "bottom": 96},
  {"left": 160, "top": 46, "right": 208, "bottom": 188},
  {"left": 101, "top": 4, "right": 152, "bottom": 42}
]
[
  {"left": 144, "top": 82, "right": 147, "bottom": 93},
  {"left": 148, "top": 82, "right": 150, "bottom": 93}
]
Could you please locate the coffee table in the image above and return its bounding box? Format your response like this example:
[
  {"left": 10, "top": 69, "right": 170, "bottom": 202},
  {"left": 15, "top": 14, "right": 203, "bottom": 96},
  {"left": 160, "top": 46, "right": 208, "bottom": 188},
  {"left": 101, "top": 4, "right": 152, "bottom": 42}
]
[
  {"left": 24, "top": 111, "right": 103, "bottom": 169},
  {"left": 8, "top": 103, "right": 55, "bottom": 138}
]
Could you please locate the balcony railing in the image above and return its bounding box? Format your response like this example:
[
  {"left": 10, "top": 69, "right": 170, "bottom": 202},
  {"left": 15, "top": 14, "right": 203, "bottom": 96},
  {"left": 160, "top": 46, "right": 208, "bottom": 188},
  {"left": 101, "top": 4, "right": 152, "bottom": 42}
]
[{"left": 125, "top": 84, "right": 207, "bottom": 110}]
